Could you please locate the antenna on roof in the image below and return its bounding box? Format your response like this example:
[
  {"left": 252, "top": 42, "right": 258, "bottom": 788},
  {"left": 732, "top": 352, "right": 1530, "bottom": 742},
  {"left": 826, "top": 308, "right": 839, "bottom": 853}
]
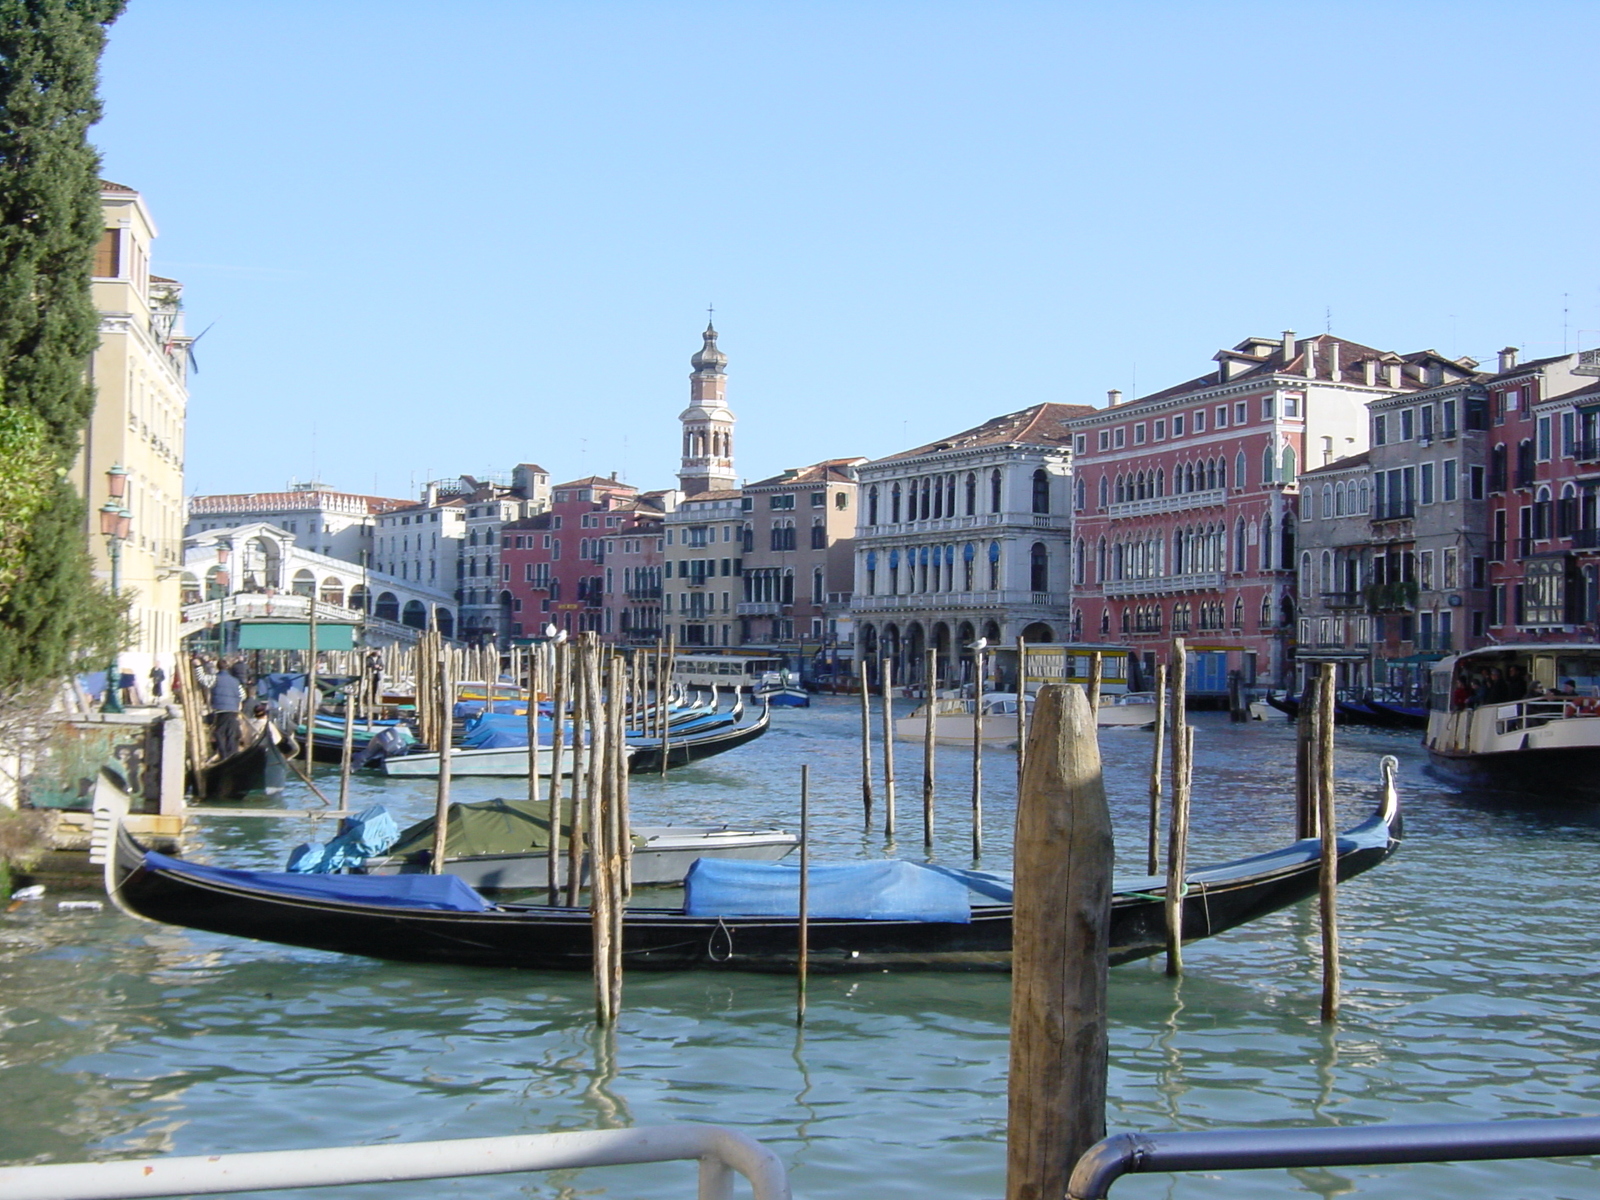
[{"left": 1325, "top": 306, "right": 1332, "bottom": 334}]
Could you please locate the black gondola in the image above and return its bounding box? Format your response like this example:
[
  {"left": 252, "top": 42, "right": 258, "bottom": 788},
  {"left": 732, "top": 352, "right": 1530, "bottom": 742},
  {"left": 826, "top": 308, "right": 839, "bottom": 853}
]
[
  {"left": 107, "top": 759, "right": 1401, "bottom": 973},
  {"left": 191, "top": 729, "right": 294, "bottom": 800},
  {"left": 1264, "top": 693, "right": 1300, "bottom": 720},
  {"left": 625, "top": 704, "right": 771, "bottom": 773}
]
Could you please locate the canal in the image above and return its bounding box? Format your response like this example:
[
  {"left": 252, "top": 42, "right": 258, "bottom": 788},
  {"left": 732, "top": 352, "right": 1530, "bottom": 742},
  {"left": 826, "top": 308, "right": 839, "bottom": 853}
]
[{"left": 3, "top": 698, "right": 1598, "bottom": 1198}]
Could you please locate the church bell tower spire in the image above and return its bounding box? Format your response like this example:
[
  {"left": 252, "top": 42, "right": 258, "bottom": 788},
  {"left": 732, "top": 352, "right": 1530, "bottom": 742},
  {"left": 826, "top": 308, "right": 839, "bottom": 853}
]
[{"left": 678, "top": 317, "right": 737, "bottom": 495}]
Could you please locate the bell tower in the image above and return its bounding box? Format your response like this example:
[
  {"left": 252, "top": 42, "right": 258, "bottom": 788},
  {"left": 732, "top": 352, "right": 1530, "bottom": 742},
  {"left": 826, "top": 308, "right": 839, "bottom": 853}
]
[{"left": 678, "top": 319, "right": 737, "bottom": 495}]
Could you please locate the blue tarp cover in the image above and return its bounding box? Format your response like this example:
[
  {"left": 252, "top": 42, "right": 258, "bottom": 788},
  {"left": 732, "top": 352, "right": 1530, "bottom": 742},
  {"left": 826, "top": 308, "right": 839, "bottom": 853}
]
[
  {"left": 144, "top": 850, "right": 494, "bottom": 912},
  {"left": 684, "top": 858, "right": 972, "bottom": 923},
  {"left": 285, "top": 804, "right": 402, "bottom": 873}
]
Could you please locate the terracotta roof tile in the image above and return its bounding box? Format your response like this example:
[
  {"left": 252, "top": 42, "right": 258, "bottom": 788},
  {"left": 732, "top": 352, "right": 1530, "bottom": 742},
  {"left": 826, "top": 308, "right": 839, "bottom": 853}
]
[{"left": 875, "top": 403, "right": 1094, "bottom": 463}]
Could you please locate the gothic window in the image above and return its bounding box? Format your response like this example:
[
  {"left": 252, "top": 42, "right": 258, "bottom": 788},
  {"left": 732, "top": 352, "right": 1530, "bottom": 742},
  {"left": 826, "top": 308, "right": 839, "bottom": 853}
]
[
  {"left": 891, "top": 483, "right": 902, "bottom": 523},
  {"left": 1030, "top": 542, "right": 1049, "bottom": 592},
  {"left": 1233, "top": 597, "right": 1244, "bottom": 629},
  {"left": 1098, "top": 475, "right": 1109, "bottom": 508},
  {"left": 965, "top": 472, "right": 977, "bottom": 515},
  {"left": 990, "top": 469, "right": 1002, "bottom": 513},
  {"left": 1234, "top": 518, "right": 1245, "bottom": 571},
  {"left": 868, "top": 486, "right": 879, "bottom": 525},
  {"left": 1235, "top": 451, "right": 1246, "bottom": 489},
  {"left": 1032, "top": 468, "right": 1051, "bottom": 514},
  {"left": 988, "top": 540, "right": 1001, "bottom": 589}
]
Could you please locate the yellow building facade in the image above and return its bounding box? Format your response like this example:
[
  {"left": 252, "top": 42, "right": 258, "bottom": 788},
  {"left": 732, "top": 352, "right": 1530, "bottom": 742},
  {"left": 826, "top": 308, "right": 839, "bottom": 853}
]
[{"left": 72, "top": 181, "right": 189, "bottom": 688}]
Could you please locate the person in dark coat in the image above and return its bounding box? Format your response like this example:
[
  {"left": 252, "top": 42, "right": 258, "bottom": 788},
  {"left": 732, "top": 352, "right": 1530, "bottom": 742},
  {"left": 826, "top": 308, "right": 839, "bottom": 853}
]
[
  {"left": 149, "top": 664, "right": 166, "bottom": 701},
  {"left": 210, "top": 662, "right": 245, "bottom": 759}
]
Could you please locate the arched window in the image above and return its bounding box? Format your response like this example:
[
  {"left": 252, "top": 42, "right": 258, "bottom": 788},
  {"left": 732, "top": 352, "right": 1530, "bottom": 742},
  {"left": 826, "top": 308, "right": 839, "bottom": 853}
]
[
  {"left": 1032, "top": 468, "right": 1050, "bottom": 514},
  {"left": 1335, "top": 482, "right": 1346, "bottom": 516},
  {"left": 1217, "top": 458, "right": 1227, "bottom": 489},
  {"left": 891, "top": 483, "right": 902, "bottom": 523},
  {"left": 1234, "top": 518, "right": 1246, "bottom": 571},
  {"left": 868, "top": 486, "right": 879, "bottom": 525},
  {"left": 1030, "top": 542, "right": 1049, "bottom": 592},
  {"left": 1114, "top": 474, "right": 1126, "bottom": 504},
  {"left": 1098, "top": 475, "right": 1109, "bottom": 508},
  {"left": 1281, "top": 444, "right": 1297, "bottom": 483},
  {"left": 965, "top": 472, "right": 977, "bottom": 515},
  {"left": 1075, "top": 538, "right": 1086, "bottom": 584},
  {"left": 1299, "top": 550, "right": 1313, "bottom": 595},
  {"left": 1232, "top": 597, "right": 1244, "bottom": 630},
  {"left": 1262, "top": 445, "right": 1276, "bottom": 484},
  {"left": 1320, "top": 549, "right": 1333, "bottom": 592},
  {"left": 1235, "top": 451, "right": 1246, "bottom": 489},
  {"left": 1261, "top": 515, "right": 1273, "bottom": 569},
  {"left": 1358, "top": 480, "right": 1370, "bottom": 513},
  {"left": 1156, "top": 468, "right": 1165, "bottom": 497},
  {"left": 990, "top": 469, "right": 1002, "bottom": 513},
  {"left": 963, "top": 541, "right": 976, "bottom": 590},
  {"left": 1075, "top": 478, "right": 1087, "bottom": 510},
  {"left": 1261, "top": 595, "right": 1273, "bottom": 630},
  {"left": 988, "top": 540, "right": 1001, "bottom": 589},
  {"left": 1185, "top": 462, "right": 1196, "bottom": 492},
  {"left": 920, "top": 477, "right": 932, "bottom": 520},
  {"left": 1322, "top": 484, "right": 1333, "bottom": 519}
]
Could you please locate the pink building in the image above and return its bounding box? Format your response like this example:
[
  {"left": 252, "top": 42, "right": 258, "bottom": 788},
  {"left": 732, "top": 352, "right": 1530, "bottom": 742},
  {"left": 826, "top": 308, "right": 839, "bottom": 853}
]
[
  {"left": 1068, "top": 332, "right": 1436, "bottom": 694},
  {"left": 502, "top": 475, "right": 639, "bottom": 639}
]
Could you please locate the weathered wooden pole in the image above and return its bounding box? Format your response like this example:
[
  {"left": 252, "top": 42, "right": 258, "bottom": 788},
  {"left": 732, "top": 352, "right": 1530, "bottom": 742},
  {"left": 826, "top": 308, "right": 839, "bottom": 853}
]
[
  {"left": 616, "top": 656, "right": 633, "bottom": 901},
  {"left": 1316, "top": 661, "right": 1340, "bottom": 1022},
  {"left": 1296, "top": 671, "right": 1319, "bottom": 839},
  {"left": 881, "top": 658, "right": 897, "bottom": 838},
  {"left": 1147, "top": 662, "right": 1166, "bottom": 876},
  {"left": 337, "top": 681, "right": 356, "bottom": 813},
  {"left": 429, "top": 648, "right": 453, "bottom": 874},
  {"left": 659, "top": 634, "right": 675, "bottom": 778},
  {"left": 303, "top": 598, "right": 319, "bottom": 778},
  {"left": 1228, "top": 668, "right": 1247, "bottom": 723},
  {"left": 858, "top": 656, "right": 874, "bottom": 829},
  {"left": 545, "top": 641, "right": 567, "bottom": 904},
  {"left": 1015, "top": 634, "right": 1029, "bottom": 787},
  {"left": 923, "top": 646, "right": 937, "bottom": 851},
  {"left": 1086, "top": 650, "right": 1102, "bottom": 717},
  {"left": 971, "top": 644, "right": 985, "bottom": 859},
  {"left": 1004, "top": 684, "right": 1111, "bottom": 1200},
  {"left": 797, "top": 763, "right": 810, "bottom": 1026},
  {"left": 565, "top": 642, "right": 588, "bottom": 907},
  {"left": 1164, "top": 637, "right": 1190, "bottom": 975},
  {"left": 590, "top": 642, "right": 616, "bottom": 1026}
]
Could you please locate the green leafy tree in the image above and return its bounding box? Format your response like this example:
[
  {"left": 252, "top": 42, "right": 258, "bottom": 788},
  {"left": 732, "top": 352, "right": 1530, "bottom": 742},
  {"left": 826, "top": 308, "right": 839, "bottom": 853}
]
[{"left": 0, "top": 0, "right": 126, "bottom": 689}]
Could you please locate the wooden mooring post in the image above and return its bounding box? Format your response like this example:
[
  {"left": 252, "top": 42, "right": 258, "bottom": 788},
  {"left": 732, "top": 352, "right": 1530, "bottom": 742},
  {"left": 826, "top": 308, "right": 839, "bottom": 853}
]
[
  {"left": 858, "top": 657, "right": 874, "bottom": 830},
  {"left": 923, "top": 646, "right": 937, "bottom": 851},
  {"left": 1146, "top": 662, "right": 1166, "bottom": 876},
  {"left": 1315, "top": 661, "right": 1341, "bottom": 1022},
  {"left": 428, "top": 648, "right": 453, "bottom": 874},
  {"left": 971, "top": 642, "right": 985, "bottom": 860},
  {"left": 797, "top": 763, "right": 810, "bottom": 1026},
  {"left": 881, "top": 659, "right": 896, "bottom": 838},
  {"left": 1005, "top": 683, "right": 1111, "bottom": 1200},
  {"left": 1164, "top": 637, "right": 1191, "bottom": 976}
]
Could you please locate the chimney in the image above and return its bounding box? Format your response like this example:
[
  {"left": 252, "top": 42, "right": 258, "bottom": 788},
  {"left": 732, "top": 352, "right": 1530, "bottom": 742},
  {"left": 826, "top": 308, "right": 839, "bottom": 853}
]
[
  {"left": 1498, "top": 346, "right": 1519, "bottom": 373},
  {"left": 1327, "top": 341, "right": 1341, "bottom": 382},
  {"left": 1107, "top": 389, "right": 1122, "bottom": 407},
  {"left": 1363, "top": 359, "right": 1377, "bottom": 387},
  {"left": 1303, "top": 340, "right": 1318, "bottom": 379},
  {"left": 1387, "top": 361, "right": 1402, "bottom": 389},
  {"left": 1282, "top": 330, "right": 1296, "bottom": 364}
]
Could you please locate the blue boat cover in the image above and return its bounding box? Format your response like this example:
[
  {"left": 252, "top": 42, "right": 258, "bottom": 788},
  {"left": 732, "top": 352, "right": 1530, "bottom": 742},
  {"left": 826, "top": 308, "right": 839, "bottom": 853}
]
[
  {"left": 145, "top": 850, "right": 494, "bottom": 911},
  {"left": 285, "top": 804, "right": 402, "bottom": 873},
  {"left": 684, "top": 858, "right": 972, "bottom": 923}
]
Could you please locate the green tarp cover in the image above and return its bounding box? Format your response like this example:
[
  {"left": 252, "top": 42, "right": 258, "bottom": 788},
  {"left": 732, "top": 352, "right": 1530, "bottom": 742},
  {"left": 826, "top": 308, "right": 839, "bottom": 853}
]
[{"left": 387, "top": 799, "right": 649, "bottom": 860}]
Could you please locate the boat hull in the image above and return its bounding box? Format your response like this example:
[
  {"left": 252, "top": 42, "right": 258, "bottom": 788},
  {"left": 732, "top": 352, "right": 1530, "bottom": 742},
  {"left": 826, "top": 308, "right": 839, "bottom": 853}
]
[
  {"left": 109, "top": 784, "right": 1400, "bottom": 974},
  {"left": 381, "top": 744, "right": 574, "bottom": 778}
]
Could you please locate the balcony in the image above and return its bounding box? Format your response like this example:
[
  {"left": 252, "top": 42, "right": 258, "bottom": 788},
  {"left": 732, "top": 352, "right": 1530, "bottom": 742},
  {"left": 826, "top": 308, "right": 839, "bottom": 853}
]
[
  {"left": 1322, "top": 591, "right": 1364, "bottom": 609},
  {"left": 1573, "top": 528, "right": 1600, "bottom": 550},
  {"left": 737, "top": 601, "right": 786, "bottom": 616},
  {"left": 1489, "top": 539, "right": 1506, "bottom": 562},
  {"left": 1576, "top": 439, "right": 1600, "bottom": 462},
  {"left": 625, "top": 586, "right": 662, "bottom": 599},
  {"left": 851, "top": 589, "right": 1063, "bottom": 611},
  {"left": 1106, "top": 488, "right": 1226, "bottom": 518},
  {"left": 1488, "top": 469, "right": 1507, "bottom": 493},
  {"left": 1413, "top": 632, "right": 1453, "bottom": 653},
  {"left": 861, "top": 513, "right": 1006, "bottom": 537},
  {"left": 1103, "top": 571, "right": 1227, "bottom": 598}
]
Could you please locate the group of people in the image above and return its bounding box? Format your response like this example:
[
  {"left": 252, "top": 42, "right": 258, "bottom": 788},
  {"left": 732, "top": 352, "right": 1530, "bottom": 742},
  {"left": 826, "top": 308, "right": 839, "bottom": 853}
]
[
  {"left": 1452, "top": 664, "right": 1580, "bottom": 709},
  {"left": 198, "top": 655, "right": 281, "bottom": 760}
]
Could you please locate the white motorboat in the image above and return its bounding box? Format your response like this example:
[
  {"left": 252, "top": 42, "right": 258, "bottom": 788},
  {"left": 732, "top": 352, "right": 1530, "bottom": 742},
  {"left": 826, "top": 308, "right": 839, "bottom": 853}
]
[
  {"left": 1096, "top": 691, "right": 1159, "bottom": 728},
  {"left": 893, "top": 693, "right": 1023, "bottom": 743},
  {"left": 381, "top": 743, "right": 585, "bottom": 779},
  {"left": 1424, "top": 643, "right": 1600, "bottom": 800}
]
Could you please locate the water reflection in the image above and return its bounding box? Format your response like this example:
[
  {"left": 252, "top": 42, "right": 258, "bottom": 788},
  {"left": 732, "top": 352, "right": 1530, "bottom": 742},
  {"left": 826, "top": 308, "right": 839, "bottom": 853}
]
[{"left": 7, "top": 706, "right": 1600, "bottom": 1198}]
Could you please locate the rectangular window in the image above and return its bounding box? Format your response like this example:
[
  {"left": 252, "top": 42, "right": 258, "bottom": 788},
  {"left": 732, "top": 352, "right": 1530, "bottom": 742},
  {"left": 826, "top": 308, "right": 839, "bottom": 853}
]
[
  {"left": 1283, "top": 394, "right": 1300, "bottom": 417},
  {"left": 1443, "top": 548, "right": 1459, "bottom": 590},
  {"left": 1419, "top": 550, "right": 1434, "bottom": 590},
  {"left": 1215, "top": 406, "right": 1228, "bottom": 429},
  {"left": 1421, "top": 405, "right": 1435, "bottom": 440},
  {"left": 1472, "top": 556, "right": 1486, "bottom": 589},
  {"left": 1443, "top": 459, "right": 1458, "bottom": 502},
  {"left": 770, "top": 494, "right": 795, "bottom": 509},
  {"left": 1235, "top": 401, "right": 1247, "bottom": 425},
  {"left": 1097, "top": 430, "right": 1109, "bottom": 450},
  {"left": 94, "top": 228, "right": 120, "bottom": 277},
  {"left": 810, "top": 491, "right": 825, "bottom": 507},
  {"left": 1373, "top": 414, "right": 1388, "bottom": 446},
  {"left": 1401, "top": 409, "right": 1415, "bottom": 441},
  {"left": 1113, "top": 427, "right": 1126, "bottom": 448},
  {"left": 1172, "top": 414, "right": 1185, "bottom": 436},
  {"left": 1074, "top": 434, "right": 1087, "bottom": 454},
  {"left": 1262, "top": 396, "right": 1275, "bottom": 420},
  {"left": 1193, "top": 410, "right": 1206, "bottom": 433},
  {"left": 1153, "top": 419, "right": 1166, "bottom": 440},
  {"left": 1420, "top": 462, "right": 1435, "bottom": 505},
  {"left": 1563, "top": 410, "right": 1576, "bottom": 456},
  {"left": 1469, "top": 465, "right": 1485, "bottom": 500},
  {"left": 1443, "top": 398, "right": 1458, "bottom": 437},
  {"left": 1537, "top": 415, "right": 1552, "bottom": 461},
  {"left": 1134, "top": 423, "right": 1146, "bottom": 445}
]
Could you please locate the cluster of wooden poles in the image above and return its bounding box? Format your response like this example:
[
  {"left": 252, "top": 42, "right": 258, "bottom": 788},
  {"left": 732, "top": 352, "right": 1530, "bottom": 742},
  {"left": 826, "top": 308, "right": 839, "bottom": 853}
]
[{"left": 1004, "top": 656, "right": 1348, "bottom": 1200}]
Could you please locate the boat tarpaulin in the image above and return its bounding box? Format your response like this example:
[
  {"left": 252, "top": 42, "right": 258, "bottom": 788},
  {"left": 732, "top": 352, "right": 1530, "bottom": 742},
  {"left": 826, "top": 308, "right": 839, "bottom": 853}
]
[
  {"left": 388, "top": 798, "right": 560, "bottom": 858},
  {"left": 684, "top": 858, "right": 972, "bottom": 923},
  {"left": 286, "top": 804, "right": 401, "bottom": 873},
  {"left": 142, "top": 851, "right": 494, "bottom": 912}
]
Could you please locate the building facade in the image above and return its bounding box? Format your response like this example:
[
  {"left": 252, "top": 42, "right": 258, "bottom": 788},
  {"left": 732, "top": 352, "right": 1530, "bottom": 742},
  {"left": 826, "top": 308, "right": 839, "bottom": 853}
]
[
  {"left": 599, "top": 496, "right": 669, "bottom": 645},
  {"left": 739, "top": 459, "right": 863, "bottom": 649},
  {"left": 850, "top": 403, "right": 1089, "bottom": 689},
  {"left": 1067, "top": 332, "right": 1467, "bottom": 692},
  {"left": 190, "top": 485, "right": 410, "bottom": 566},
  {"left": 500, "top": 475, "right": 638, "bottom": 639},
  {"left": 663, "top": 490, "right": 745, "bottom": 648},
  {"left": 76, "top": 181, "right": 192, "bottom": 681}
]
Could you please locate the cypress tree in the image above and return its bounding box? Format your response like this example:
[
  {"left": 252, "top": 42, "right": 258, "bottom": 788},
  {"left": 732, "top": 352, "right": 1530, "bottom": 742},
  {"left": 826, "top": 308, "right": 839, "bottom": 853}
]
[{"left": 0, "top": 0, "right": 126, "bottom": 689}]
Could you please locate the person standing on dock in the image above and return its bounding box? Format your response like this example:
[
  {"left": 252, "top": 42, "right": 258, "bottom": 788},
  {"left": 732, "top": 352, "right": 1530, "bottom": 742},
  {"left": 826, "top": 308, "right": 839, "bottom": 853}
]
[{"left": 210, "top": 659, "right": 244, "bottom": 759}]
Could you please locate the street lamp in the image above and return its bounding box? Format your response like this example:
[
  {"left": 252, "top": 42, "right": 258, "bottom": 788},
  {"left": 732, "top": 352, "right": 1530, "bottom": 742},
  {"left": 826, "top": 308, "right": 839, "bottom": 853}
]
[{"left": 100, "top": 464, "right": 132, "bottom": 714}]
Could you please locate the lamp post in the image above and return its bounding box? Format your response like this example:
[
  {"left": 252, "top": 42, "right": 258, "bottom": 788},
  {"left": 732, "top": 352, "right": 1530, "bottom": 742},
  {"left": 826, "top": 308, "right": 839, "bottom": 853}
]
[{"left": 100, "top": 464, "right": 132, "bottom": 714}]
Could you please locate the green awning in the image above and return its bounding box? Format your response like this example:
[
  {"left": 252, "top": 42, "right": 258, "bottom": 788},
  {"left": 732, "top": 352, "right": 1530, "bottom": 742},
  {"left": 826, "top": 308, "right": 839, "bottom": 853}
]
[{"left": 237, "top": 622, "right": 356, "bottom": 651}]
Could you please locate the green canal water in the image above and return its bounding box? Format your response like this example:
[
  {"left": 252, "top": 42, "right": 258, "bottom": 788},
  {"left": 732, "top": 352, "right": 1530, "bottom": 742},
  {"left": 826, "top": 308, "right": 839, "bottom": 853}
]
[{"left": 4, "top": 699, "right": 1600, "bottom": 1198}]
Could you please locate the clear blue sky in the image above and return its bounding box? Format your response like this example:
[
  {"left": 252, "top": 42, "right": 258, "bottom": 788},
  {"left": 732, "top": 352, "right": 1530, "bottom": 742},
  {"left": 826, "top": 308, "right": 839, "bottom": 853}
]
[{"left": 96, "top": 1, "right": 1600, "bottom": 501}]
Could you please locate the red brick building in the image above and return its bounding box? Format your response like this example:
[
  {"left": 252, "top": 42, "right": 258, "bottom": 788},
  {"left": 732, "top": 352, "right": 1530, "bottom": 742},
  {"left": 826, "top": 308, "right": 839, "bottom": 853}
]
[
  {"left": 501, "top": 475, "right": 639, "bottom": 639},
  {"left": 1068, "top": 331, "right": 1437, "bottom": 693}
]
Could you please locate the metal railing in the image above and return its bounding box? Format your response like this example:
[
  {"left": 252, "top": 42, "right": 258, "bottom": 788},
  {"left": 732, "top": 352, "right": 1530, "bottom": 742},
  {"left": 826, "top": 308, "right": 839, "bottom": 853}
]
[
  {"left": 0, "top": 1124, "right": 791, "bottom": 1200},
  {"left": 1106, "top": 487, "right": 1226, "bottom": 518},
  {"left": 1068, "top": 1115, "right": 1600, "bottom": 1199}
]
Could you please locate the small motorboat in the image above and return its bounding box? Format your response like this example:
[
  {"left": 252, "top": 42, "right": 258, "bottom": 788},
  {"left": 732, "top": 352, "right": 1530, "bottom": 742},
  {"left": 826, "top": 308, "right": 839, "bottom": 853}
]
[{"left": 1096, "top": 692, "right": 1159, "bottom": 728}]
